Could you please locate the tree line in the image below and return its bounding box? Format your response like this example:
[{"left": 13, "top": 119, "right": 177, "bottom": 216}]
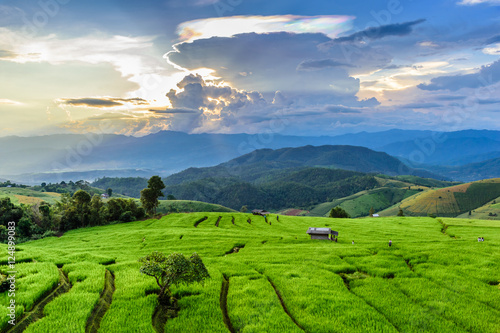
[{"left": 0, "top": 176, "right": 166, "bottom": 243}]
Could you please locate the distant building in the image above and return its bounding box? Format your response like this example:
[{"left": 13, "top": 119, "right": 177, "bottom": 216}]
[
  {"left": 101, "top": 193, "right": 109, "bottom": 199},
  {"left": 306, "top": 227, "right": 338, "bottom": 241},
  {"left": 252, "top": 209, "right": 271, "bottom": 216},
  {"left": 372, "top": 214, "right": 379, "bottom": 217},
  {"left": 6, "top": 185, "right": 12, "bottom": 188}
]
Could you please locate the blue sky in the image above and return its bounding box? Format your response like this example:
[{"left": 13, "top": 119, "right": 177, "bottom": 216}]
[{"left": 0, "top": 0, "right": 499, "bottom": 137}]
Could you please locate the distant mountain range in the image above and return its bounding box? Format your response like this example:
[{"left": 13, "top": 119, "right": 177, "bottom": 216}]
[
  {"left": 154, "top": 145, "right": 450, "bottom": 211},
  {"left": 164, "top": 145, "right": 439, "bottom": 185},
  {"left": 2, "top": 129, "right": 499, "bottom": 183}
]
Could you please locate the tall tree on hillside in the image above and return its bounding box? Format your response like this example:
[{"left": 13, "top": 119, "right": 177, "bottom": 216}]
[
  {"left": 89, "top": 194, "right": 104, "bottom": 226},
  {"left": 107, "top": 188, "right": 113, "bottom": 197},
  {"left": 73, "top": 190, "right": 91, "bottom": 227},
  {"left": 148, "top": 176, "right": 165, "bottom": 199},
  {"left": 140, "top": 176, "right": 165, "bottom": 216}
]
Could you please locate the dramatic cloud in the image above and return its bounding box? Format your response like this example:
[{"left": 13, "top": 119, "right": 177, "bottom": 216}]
[
  {"left": 167, "top": 32, "right": 361, "bottom": 94},
  {"left": 160, "top": 73, "right": 270, "bottom": 132},
  {"left": 0, "top": 28, "right": 182, "bottom": 104},
  {"left": 58, "top": 97, "right": 149, "bottom": 108},
  {"left": 418, "top": 59, "right": 500, "bottom": 91},
  {"left": 330, "top": 19, "right": 426, "bottom": 43},
  {"left": 176, "top": 15, "right": 354, "bottom": 42}
]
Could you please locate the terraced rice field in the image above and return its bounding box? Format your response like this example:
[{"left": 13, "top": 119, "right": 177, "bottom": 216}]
[{"left": 1, "top": 213, "right": 499, "bottom": 332}]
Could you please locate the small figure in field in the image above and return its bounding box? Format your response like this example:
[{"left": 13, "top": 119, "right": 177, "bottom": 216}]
[
  {"left": 142, "top": 237, "right": 145, "bottom": 242},
  {"left": 352, "top": 240, "right": 354, "bottom": 245},
  {"left": 389, "top": 239, "right": 392, "bottom": 247},
  {"left": 478, "top": 237, "right": 481, "bottom": 242},
  {"left": 335, "top": 237, "right": 338, "bottom": 243}
]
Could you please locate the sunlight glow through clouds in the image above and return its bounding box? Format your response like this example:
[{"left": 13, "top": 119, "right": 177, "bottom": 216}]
[
  {"left": 356, "top": 61, "right": 451, "bottom": 93},
  {"left": 0, "top": 28, "right": 179, "bottom": 106},
  {"left": 176, "top": 15, "right": 355, "bottom": 42},
  {"left": 0, "top": 99, "right": 23, "bottom": 105}
]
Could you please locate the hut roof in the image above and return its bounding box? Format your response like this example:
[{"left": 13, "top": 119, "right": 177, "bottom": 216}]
[{"left": 306, "top": 227, "right": 338, "bottom": 236}]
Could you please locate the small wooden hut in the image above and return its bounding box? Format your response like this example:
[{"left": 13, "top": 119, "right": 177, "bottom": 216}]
[{"left": 306, "top": 227, "right": 338, "bottom": 241}]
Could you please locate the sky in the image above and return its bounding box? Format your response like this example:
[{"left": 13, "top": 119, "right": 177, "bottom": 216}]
[{"left": 1, "top": 0, "right": 499, "bottom": 137}]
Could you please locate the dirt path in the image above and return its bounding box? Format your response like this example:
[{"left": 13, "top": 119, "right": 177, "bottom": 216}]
[{"left": 85, "top": 269, "right": 115, "bottom": 333}]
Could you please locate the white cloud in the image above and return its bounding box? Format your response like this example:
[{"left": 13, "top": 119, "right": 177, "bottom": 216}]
[
  {"left": 483, "top": 43, "right": 500, "bottom": 55},
  {"left": 458, "top": 0, "right": 500, "bottom": 4},
  {"left": 419, "top": 41, "right": 439, "bottom": 47},
  {"left": 176, "top": 15, "right": 355, "bottom": 42}
]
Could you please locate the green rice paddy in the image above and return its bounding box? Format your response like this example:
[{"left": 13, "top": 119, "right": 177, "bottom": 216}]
[{"left": 0, "top": 213, "right": 499, "bottom": 332}]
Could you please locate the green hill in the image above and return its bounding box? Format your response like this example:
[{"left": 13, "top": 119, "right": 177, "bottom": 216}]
[
  {"left": 309, "top": 187, "right": 420, "bottom": 218},
  {"left": 379, "top": 178, "right": 500, "bottom": 217},
  {"left": 1, "top": 213, "right": 499, "bottom": 332},
  {"left": 0, "top": 187, "right": 62, "bottom": 205},
  {"left": 456, "top": 196, "right": 500, "bottom": 220},
  {"left": 165, "top": 145, "right": 440, "bottom": 186},
  {"left": 307, "top": 176, "right": 454, "bottom": 218}
]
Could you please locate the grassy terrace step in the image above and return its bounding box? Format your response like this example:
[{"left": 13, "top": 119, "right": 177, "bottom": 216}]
[
  {"left": 3, "top": 268, "right": 70, "bottom": 333},
  {"left": 0, "top": 262, "right": 60, "bottom": 332},
  {"left": 5, "top": 212, "right": 500, "bottom": 332},
  {"left": 24, "top": 262, "right": 106, "bottom": 333}
]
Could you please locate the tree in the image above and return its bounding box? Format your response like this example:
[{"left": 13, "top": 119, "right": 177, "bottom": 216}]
[
  {"left": 397, "top": 207, "right": 405, "bottom": 217},
  {"left": 138, "top": 251, "right": 210, "bottom": 306},
  {"left": 89, "top": 194, "right": 104, "bottom": 226},
  {"left": 107, "top": 188, "right": 113, "bottom": 197},
  {"left": 369, "top": 207, "right": 375, "bottom": 217},
  {"left": 140, "top": 188, "right": 157, "bottom": 216},
  {"left": 329, "top": 207, "right": 350, "bottom": 218},
  {"left": 148, "top": 176, "right": 165, "bottom": 199},
  {"left": 73, "top": 190, "right": 91, "bottom": 227},
  {"left": 240, "top": 205, "right": 248, "bottom": 213},
  {"left": 140, "top": 176, "right": 166, "bottom": 216},
  {"left": 167, "top": 194, "right": 176, "bottom": 200}
]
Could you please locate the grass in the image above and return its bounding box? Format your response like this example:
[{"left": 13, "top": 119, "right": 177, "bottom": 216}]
[
  {"left": 380, "top": 178, "right": 500, "bottom": 217},
  {"left": 1, "top": 212, "right": 499, "bottom": 332},
  {"left": 156, "top": 200, "right": 235, "bottom": 214},
  {"left": 0, "top": 262, "right": 59, "bottom": 331},
  {"left": 0, "top": 188, "right": 61, "bottom": 205},
  {"left": 24, "top": 262, "right": 105, "bottom": 333}
]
